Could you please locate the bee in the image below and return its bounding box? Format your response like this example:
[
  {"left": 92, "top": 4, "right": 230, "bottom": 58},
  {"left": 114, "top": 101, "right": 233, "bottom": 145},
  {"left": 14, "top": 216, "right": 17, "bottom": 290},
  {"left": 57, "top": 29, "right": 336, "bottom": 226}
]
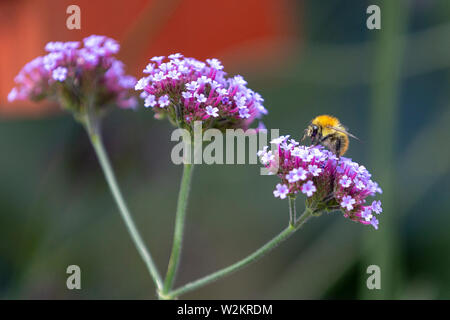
[{"left": 302, "top": 115, "right": 358, "bottom": 157}]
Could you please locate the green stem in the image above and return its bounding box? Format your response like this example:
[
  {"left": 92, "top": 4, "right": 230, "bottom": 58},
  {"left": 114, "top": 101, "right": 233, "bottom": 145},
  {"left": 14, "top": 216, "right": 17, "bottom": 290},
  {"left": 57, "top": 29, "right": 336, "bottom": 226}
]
[
  {"left": 165, "top": 207, "right": 313, "bottom": 299},
  {"left": 289, "top": 197, "right": 296, "bottom": 226},
  {"left": 83, "top": 117, "right": 163, "bottom": 291},
  {"left": 162, "top": 163, "right": 194, "bottom": 294}
]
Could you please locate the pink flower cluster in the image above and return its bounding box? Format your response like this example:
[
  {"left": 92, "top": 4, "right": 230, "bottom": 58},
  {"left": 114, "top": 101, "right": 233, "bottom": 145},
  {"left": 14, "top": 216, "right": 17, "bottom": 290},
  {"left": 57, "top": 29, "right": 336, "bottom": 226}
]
[
  {"left": 258, "top": 136, "right": 383, "bottom": 229},
  {"left": 135, "top": 54, "right": 267, "bottom": 131},
  {"left": 8, "top": 35, "right": 137, "bottom": 111}
]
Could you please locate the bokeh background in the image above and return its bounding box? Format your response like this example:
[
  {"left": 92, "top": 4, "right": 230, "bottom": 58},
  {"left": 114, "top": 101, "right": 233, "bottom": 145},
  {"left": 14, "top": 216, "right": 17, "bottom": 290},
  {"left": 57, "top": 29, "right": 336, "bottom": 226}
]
[{"left": 1, "top": 0, "right": 449, "bottom": 299}]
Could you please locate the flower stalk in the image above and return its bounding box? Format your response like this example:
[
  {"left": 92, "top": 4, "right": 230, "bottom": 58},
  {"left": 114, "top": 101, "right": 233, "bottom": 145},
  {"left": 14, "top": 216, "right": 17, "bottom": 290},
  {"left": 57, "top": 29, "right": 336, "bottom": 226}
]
[
  {"left": 163, "top": 206, "right": 313, "bottom": 300},
  {"left": 82, "top": 113, "right": 163, "bottom": 291},
  {"left": 289, "top": 196, "right": 296, "bottom": 226},
  {"left": 162, "top": 162, "right": 194, "bottom": 295}
]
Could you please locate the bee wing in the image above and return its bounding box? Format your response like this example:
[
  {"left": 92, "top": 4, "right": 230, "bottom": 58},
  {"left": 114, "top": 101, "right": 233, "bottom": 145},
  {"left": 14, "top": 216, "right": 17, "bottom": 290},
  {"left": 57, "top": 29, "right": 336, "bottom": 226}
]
[{"left": 327, "top": 125, "right": 360, "bottom": 140}]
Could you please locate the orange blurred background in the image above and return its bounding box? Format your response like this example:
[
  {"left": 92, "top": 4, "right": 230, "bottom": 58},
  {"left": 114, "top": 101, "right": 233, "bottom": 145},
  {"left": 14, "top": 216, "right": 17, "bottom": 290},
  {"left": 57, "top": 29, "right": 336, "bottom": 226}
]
[{"left": 0, "top": 0, "right": 300, "bottom": 117}]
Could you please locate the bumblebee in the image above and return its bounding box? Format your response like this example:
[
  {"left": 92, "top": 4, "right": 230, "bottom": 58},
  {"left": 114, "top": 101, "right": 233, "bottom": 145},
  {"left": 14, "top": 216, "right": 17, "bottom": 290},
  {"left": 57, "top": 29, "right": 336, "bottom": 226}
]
[{"left": 302, "top": 115, "right": 358, "bottom": 157}]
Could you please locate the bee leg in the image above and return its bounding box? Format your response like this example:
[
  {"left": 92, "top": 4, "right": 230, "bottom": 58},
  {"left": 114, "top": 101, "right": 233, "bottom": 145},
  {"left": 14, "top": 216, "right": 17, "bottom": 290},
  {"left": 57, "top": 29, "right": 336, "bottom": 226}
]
[
  {"left": 320, "top": 134, "right": 333, "bottom": 144},
  {"left": 322, "top": 192, "right": 335, "bottom": 203},
  {"left": 311, "top": 134, "right": 325, "bottom": 146},
  {"left": 335, "top": 138, "right": 342, "bottom": 157},
  {"left": 317, "top": 134, "right": 331, "bottom": 147}
]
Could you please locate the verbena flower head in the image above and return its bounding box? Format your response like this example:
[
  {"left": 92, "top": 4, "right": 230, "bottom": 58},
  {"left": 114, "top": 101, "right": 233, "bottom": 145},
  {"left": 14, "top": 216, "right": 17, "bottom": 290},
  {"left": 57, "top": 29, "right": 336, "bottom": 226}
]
[
  {"left": 8, "top": 35, "right": 137, "bottom": 115},
  {"left": 258, "top": 136, "right": 383, "bottom": 229},
  {"left": 135, "top": 54, "right": 267, "bottom": 132}
]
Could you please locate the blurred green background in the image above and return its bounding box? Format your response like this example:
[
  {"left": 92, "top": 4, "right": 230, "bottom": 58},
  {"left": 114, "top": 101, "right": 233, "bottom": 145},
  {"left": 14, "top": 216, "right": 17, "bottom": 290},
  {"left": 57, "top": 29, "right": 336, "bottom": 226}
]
[{"left": 1, "top": 0, "right": 450, "bottom": 299}]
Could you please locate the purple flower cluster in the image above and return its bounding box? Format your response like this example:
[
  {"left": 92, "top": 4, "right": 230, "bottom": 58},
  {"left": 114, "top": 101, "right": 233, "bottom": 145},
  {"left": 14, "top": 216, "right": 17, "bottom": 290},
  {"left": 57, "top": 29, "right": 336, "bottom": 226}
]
[
  {"left": 258, "top": 136, "right": 383, "bottom": 229},
  {"left": 135, "top": 54, "right": 267, "bottom": 131},
  {"left": 8, "top": 35, "right": 137, "bottom": 111}
]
